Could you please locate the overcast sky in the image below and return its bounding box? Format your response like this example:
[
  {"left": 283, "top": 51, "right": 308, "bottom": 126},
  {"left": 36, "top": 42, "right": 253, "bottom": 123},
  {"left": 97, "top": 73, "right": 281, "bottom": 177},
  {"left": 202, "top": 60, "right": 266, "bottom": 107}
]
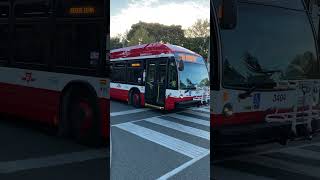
[{"left": 110, "top": 0, "right": 210, "bottom": 37}]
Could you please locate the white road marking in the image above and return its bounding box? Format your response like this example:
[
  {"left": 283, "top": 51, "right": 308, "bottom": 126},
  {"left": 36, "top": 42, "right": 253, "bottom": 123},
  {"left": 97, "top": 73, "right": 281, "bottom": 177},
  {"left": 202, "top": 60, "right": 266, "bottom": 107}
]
[
  {"left": 166, "top": 113, "right": 210, "bottom": 127},
  {"left": 115, "top": 122, "right": 209, "bottom": 159},
  {"left": 185, "top": 110, "right": 210, "bottom": 118},
  {"left": 110, "top": 108, "right": 151, "bottom": 117},
  {"left": 195, "top": 107, "right": 210, "bottom": 113},
  {"left": 157, "top": 151, "right": 209, "bottom": 180},
  {"left": 0, "top": 149, "right": 108, "bottom": 173},
  {"left": 145, "top": 117, "right": 210, "bottom": 140}
]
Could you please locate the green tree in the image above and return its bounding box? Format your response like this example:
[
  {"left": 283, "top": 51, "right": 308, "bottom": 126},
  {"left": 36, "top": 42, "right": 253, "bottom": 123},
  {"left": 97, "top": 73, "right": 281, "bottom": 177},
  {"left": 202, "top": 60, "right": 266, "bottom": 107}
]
[
  {"left": 127, "top": 26, "right": 155, "bottom": 46},
  {"left": 110, "top": 36, "right": 123, "bottom": 50},
  {"left": 127, "top": 21, "right": 185, "bottom": 45},
  {"left": 185, "top": 19, "right": 210, "bottom": 38},
  {"left": 183, "top": 19, "right": 210, "bottom": 59}
]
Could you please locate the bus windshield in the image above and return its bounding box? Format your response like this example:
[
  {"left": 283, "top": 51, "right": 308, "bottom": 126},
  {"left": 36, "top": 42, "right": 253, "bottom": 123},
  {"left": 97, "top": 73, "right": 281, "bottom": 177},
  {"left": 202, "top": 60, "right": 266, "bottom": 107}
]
[
  {"left": 179, "top": 61, "right": 209, "bottom": 90},
  {"left": 220, "top": 3, "right": 319, "bottom": 89}
]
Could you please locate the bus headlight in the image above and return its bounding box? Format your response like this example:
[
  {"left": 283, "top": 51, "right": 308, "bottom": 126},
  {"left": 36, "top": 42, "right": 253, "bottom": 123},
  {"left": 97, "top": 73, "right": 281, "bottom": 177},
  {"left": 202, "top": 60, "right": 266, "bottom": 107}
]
[{"left": 223, "top": 103, "right": 233, "bottom": 117}]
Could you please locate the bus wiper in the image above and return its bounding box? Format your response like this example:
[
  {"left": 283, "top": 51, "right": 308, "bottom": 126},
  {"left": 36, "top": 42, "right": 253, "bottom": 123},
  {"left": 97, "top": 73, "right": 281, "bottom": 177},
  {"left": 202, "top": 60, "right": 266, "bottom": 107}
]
[
  {"left": 185, "top": 87, "right": 197, "bottom": 93},
  {"left": 238, "top": 86, "right": 257, "bottom": 99},
  {"left": 238, "top": 82, "right": 276, "bottom": 99}
]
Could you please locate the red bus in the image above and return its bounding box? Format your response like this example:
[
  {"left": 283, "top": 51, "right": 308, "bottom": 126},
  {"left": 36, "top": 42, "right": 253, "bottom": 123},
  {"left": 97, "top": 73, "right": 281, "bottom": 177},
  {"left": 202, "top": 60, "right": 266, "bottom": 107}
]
[
  {"left": 0, "top": 0, "right": 109, "bottom": 146},
  {"left": 110, "top": 43, "right": 210, "bottom": 110},
  {"left": 211, "top": 0, "right": 320, "bottom": 147}
]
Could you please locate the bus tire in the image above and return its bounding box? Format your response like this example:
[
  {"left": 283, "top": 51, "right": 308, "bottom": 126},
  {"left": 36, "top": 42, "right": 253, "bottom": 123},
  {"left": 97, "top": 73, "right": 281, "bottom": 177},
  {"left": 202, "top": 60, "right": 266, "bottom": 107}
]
[
  {"left": 59, "top": 87, "right": 102, "bottom": 147},
  {"left": 131, "top": 90, "right": 141, "bottom": 108}
]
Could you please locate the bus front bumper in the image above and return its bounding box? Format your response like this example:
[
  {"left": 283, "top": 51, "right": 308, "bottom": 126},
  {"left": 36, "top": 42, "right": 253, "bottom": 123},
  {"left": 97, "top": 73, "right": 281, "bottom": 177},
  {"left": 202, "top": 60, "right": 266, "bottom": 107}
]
[{"left": 175, "top": 100, "right": 207, "bottom": 109}]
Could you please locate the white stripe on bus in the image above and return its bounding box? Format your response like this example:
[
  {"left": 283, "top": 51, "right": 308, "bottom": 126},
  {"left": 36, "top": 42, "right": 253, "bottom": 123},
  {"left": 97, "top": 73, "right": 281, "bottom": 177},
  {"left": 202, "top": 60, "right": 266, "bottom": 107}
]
[
  {"left": 115, "top": 122, "right": 209, "bottom": 159},
  {"left": 0, "top": 67, "right": 110, "bottom": 98},
  {"left": 145, "top": 117, "right": 210, "bottom": 140},
  {"left": 166, "top": 114, "right": 210, "bottom": 127}
]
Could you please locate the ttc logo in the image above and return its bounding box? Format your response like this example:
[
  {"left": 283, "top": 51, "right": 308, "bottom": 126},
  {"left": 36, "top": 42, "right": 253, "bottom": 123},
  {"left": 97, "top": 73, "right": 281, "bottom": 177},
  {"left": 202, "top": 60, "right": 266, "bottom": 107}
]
[
  {"left": 21, "top": 72, "right": 35, "bottom": 83},
  {"left": 253, "top": 93, "right": 261, "bottom": 109}
]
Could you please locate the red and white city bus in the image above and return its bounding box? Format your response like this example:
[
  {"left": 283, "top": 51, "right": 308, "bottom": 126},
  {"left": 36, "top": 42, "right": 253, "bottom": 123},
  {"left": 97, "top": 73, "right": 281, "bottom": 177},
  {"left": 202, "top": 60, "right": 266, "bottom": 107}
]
[
  {"left": 110, "top": 43, "right": 209, "bottom": 110},
  {"left": 211, "top": 0, "right": 320, "bottom": 147},
  {"left": 0, "top": 0, "right": 109, "bottom": 146}
]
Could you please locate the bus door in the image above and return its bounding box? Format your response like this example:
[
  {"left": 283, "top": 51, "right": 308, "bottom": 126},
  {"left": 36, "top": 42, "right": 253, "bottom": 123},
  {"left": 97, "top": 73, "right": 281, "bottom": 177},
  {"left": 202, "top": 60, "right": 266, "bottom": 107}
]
[{"left": 145, "top": 59, "right": 167, "bottom": 108}]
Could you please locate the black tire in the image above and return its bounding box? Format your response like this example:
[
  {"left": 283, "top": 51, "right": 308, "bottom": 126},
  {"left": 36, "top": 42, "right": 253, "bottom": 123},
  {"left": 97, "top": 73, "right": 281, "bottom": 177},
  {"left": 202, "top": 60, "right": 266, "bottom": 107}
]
[
  {"left": 131, "top": 90, "right": 141, "bottom": 108},
  {"left": 59, "top": 88, "right": 102, "bottom": 146}
]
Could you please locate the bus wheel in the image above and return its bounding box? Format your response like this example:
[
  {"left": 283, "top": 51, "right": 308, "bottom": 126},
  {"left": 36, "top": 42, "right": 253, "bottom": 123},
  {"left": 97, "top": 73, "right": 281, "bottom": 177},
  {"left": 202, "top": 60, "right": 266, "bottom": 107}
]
[
  {"left": 60, "top": 89, "right": 101, "bottom": 146},
  {"left": 131, "top": 90, "right": 141, "bottom": 108}
]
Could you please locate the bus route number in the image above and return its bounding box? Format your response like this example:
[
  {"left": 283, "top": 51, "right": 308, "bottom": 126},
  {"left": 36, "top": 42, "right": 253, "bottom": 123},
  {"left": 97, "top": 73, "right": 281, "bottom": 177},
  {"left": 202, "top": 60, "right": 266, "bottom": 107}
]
[{"left": 273, "top": 94, "right": 286, "bottom": 102}]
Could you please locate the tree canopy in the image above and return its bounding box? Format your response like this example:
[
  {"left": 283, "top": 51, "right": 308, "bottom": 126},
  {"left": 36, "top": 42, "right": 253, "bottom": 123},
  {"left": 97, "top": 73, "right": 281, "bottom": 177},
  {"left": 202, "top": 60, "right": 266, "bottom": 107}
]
[{"left": 110, "top": 20, "right": 210, "bottom": 59}]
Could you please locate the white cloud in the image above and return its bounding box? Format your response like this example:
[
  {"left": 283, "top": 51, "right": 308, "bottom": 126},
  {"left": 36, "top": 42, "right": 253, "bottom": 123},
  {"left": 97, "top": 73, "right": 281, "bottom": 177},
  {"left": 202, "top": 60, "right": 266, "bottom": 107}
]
[{"left": 111, "top": 0, "right": 209, "bottom": 37}]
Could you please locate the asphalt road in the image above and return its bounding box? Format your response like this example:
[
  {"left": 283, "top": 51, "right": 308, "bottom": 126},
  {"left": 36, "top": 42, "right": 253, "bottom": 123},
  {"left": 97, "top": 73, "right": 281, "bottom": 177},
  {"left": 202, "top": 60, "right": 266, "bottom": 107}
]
[
  {"left": 0, "top": 115, "right": 109, "bottom": 180},
  {"left": 110, "top": 100, "right": 210, "bottom": 180},
  {"left": 212, "top": 136, "right": 320, "bottom": 180}
]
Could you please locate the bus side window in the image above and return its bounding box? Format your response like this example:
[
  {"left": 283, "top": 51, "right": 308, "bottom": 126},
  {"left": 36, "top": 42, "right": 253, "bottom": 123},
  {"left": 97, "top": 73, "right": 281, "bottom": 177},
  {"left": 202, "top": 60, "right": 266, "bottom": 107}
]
[
  {"left": 55, "top": 24, "right": 101, "bottom": 69},
  {"left": 112, "top": 62, "right": 127, "bottom": 83},
  {"left": 0, "top": 24, "right": 8, "bottom": 62},
  {"left": 14, "top": 0, "right": 51, "bottom": 18},
  {"left": 168, "top": 60, "right": 178, "bottom": 89},
  {"left": 127, "top": 61, "right": 143, "bottom": 85},
  {"left": 14, "top": 24, "right": 48, "bottom": 65}
]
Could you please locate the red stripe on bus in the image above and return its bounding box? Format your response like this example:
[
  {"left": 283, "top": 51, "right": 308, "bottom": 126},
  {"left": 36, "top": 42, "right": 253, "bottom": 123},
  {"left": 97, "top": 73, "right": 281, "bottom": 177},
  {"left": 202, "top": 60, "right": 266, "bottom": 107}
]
[{"left": 211, "top": 111, "right": 267, "bottom": 127}]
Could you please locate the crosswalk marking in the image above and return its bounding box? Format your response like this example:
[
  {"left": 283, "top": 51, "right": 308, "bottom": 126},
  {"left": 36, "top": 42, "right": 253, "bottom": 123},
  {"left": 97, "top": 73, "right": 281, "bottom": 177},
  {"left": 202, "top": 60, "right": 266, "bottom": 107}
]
[
  {"left": 145, "top": 117, "right": 210, "bottom": 140},
  {"left": 185, "top": 110, "right": 210, "bottom": 118},
  {"left": 110, "top": 108, "right": 151, "bottom": 117},
  {"left": 115, "top": 122, "right": 209, "bottom": 159},
  {"left": 193, "top": 107, "right": 210, "bottom": 113},
  {"left": 166, "top": 113, "right": 210, "bottom": 127}
]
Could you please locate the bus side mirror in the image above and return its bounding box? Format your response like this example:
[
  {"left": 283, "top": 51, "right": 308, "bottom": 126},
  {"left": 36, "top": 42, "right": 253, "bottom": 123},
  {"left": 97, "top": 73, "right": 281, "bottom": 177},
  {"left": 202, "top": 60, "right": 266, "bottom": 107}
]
[
  {"left": 220, "top": 0, "right": 238, "bottom": 29},
  {"left": 178, "top": 60, "right": 184, "bottom": 71}
]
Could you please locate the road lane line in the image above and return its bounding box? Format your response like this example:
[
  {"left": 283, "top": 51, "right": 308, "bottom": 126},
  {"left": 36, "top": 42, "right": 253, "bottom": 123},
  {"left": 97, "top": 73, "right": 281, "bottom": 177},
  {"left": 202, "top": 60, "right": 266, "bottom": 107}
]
[
  {"left": 0, "top": 149, "right": 108, "bottom": 173},
  {"left": 110, "top": 108, "right": 151, "bottom": 117},
  {"left": 166, "top": 114, "right": 210, "bottom": 127},
  {"left": 185, "top": 110, "right": 210, "bottom": 118},
  {"left": 157, "top": 151, "right": 209, "bottom": 180},
  {"left": 145, "top": 117, "right": 210, "bottom": 140},
  {"left": 115, "top": 122, "right": 209, "bottom": 159}
]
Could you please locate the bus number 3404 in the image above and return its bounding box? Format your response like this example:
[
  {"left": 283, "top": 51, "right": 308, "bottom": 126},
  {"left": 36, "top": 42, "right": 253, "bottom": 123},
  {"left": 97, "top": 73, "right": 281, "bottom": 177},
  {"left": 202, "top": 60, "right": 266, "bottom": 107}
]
[{"left": 273, "top": 94, "right": 286, "bottom": 102}]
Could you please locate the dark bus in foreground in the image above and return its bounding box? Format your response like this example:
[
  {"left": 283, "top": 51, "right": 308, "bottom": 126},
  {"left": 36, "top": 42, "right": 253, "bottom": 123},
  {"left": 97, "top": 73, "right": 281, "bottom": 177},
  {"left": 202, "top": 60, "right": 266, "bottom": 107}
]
[{"left": 211, "top": 0, "right": 320, "bottom": 147}]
